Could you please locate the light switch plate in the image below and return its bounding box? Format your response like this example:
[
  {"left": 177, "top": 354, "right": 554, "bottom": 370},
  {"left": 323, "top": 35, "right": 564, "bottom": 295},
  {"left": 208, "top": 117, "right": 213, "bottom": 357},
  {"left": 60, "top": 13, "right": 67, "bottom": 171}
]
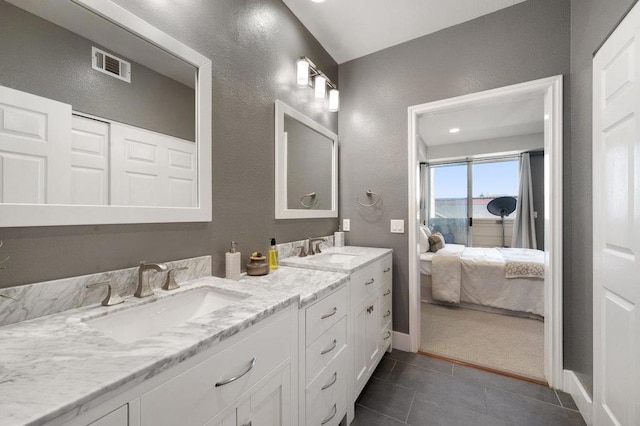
[
  {"left": 534, "top": 211, "right": 538, "bottom": 219},
  {"left": 343, "top": 218, "right": 350, "bottom": 231},
  {"left": 390, "top": 219, "right": 404, "bottom": 233}
]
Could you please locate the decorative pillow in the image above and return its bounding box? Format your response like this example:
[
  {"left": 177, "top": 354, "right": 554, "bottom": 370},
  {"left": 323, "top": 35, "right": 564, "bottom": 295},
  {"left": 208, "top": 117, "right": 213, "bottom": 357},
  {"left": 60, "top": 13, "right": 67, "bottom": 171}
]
[
  {"left": 421, "top": 225, "right": 432, "bottom": 238},
  {"left": 428, "top": 231, "right": 446, "bottom": 252},
  {"left": 419, "top": 227, "right": 430, "bottom": 253}
]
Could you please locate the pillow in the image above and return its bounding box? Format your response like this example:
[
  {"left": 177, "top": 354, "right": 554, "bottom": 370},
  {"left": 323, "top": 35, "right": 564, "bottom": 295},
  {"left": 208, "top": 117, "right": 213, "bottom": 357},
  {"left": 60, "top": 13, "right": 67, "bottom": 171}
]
[
  {"left": 421, "top": 225, "right": 432, "bottom": 238},
  {"left": 428, "top": 231, "right": 446, "bottom": 252},
  {"left": 419, "top": 227, "right": 430, "bottom": 253}
]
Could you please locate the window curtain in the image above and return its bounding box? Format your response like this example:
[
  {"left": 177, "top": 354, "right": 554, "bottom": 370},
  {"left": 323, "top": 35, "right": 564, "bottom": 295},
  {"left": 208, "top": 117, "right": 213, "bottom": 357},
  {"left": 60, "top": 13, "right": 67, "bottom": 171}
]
[
  {"left": 419, "top": 163, "right": 428, "bottom": 226},
  {"left": 512, "top": 153, "right": 537, "bottom": 249}
]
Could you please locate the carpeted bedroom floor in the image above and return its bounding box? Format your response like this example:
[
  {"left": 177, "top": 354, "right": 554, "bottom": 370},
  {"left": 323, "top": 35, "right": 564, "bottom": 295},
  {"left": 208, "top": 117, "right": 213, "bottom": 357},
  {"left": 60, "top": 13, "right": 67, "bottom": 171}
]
[{"left": 420, "top": 302, "right": 545, "bottom": 381}]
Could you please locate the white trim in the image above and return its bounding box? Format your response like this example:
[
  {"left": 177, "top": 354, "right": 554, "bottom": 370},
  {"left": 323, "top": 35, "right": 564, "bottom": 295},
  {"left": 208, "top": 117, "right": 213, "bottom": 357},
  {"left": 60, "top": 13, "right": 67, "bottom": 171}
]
[
  {"left": 0, "top": 0, "right": 212, "bottom": 227},
  {"left": 407, "top": 75, "right": 564, "bottom": 387},
  {"left": 563, "top": 370, "right": 593, "bottom": 425},
  {"left": 392, "top": 331, "right": 412, "bottom": 352},
  {"left": 274, "top": 100, "right": 338, "bottom": 219}
]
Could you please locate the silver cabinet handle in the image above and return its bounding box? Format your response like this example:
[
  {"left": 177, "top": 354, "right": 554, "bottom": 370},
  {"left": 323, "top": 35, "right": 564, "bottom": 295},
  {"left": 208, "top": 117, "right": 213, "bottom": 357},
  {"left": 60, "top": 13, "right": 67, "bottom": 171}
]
[
  {"left": 383, "top": 267, "right": 391, "bottom": 273},
  {"left": 384, "top": 331, "right": 391, "bottom": 340},
  {"left": 215, "top": 357, "right": 256, "bottom": 387},
  {"left": 384, "top": 310, "right": 391, "bottom": 318},
  {"left": 321, "top": 339, "right": 337, "bottom": 355},
  {"left": 321, "top": 372, "right": 338, "bottom": 390},
  {"left": 321, "top": 307, "right": 337, "bottom": 319},
  {"left": 383, "top": 289, "right": 391, "bottom": 296},
  {"left": 321, "top": 403, "right": 337, "bottom": 425},
  {"left": 365, "top": 278, "right": 375, "bottom": 285}
]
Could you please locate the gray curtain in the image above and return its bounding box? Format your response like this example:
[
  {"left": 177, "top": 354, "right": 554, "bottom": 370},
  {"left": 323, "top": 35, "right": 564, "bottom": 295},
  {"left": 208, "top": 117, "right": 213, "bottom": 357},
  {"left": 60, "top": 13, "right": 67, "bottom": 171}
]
[
  {"left": 512, "top": 153, "right": 537, "bottom": 249},
  {"left": 419, "top": 164, "right": 428, "bottom": 226}
]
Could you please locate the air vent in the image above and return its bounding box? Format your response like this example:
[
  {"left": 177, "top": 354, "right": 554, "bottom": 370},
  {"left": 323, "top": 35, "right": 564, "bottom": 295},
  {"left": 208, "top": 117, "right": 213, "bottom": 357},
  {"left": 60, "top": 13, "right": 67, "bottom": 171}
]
[{"left": 92, "top": 47, "right": 131, "bottom": 83}]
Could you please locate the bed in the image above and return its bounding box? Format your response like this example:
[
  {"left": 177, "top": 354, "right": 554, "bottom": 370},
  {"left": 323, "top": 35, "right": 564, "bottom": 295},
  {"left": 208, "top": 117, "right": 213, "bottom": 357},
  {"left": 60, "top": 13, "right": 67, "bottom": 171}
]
[{"left": 420, "top": 244, "right": 544, "bottom": 317}]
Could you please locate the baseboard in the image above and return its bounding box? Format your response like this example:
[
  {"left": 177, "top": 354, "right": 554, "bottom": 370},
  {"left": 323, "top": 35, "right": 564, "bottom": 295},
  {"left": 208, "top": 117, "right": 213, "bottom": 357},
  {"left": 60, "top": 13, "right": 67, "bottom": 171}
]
[
  {"left": 392, "top": 331, "right": 412, "bottom": 352},
  {"left": 563, "top": 370, "right": 593, "bottom": 425}
]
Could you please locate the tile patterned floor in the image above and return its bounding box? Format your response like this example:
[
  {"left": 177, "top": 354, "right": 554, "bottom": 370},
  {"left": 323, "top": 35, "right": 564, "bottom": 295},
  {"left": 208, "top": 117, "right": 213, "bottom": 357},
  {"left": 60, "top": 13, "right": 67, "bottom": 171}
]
[{"left": 352, "top": 350, "right": 586, "bottom": 426}]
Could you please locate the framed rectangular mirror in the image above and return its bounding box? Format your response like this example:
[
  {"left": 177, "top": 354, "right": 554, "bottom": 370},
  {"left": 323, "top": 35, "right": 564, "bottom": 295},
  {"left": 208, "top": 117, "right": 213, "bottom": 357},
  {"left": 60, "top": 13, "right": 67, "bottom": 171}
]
[
  {"left": 0, "top": 0, "right": 211, "bottom": 227},
  {"left": 275, "top": 100, "right": 338, "bottom": 219}
]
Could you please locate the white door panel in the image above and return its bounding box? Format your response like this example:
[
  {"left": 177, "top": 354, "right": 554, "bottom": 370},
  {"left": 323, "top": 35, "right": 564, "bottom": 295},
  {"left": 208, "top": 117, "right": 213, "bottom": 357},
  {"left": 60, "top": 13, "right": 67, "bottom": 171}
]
[
  {"left": 593, "top": 4, "right": 640, "bottom": 425},
  {"left": 0, "top": 85, "right": 72, "bottom": 204},
  {"left": 71, "top": 116, "right": 109, "bottom": 205}
]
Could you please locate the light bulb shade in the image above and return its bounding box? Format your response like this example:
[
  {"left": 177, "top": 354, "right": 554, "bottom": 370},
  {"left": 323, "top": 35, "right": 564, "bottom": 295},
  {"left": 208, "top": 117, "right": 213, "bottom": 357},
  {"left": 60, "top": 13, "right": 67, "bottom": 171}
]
[
  {"left": 296, "top": 59, "right": 309, "bottom": 87},
  {"left": 314, "top": 75, "right": 326, "bottom": 99},
  {"left": 328, "top": 89, "right": 339, "bottom": 112}
]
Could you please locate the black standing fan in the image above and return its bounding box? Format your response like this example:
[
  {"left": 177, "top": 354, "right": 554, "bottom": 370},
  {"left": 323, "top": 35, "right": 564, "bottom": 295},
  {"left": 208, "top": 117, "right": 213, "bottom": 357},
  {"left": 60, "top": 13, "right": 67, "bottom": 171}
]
[{"left": 487, "top": 196, "right": 517, "bottom": 247}]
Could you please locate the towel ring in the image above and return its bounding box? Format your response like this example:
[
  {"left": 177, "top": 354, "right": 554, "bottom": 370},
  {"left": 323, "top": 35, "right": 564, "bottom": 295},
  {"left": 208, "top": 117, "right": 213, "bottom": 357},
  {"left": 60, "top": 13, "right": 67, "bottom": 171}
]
[
  {"left": 300, "top": 192, "right": 318, "bottom": 208},
  {"left": 357, "top": 190, "right": 380, "bottom": 207}
]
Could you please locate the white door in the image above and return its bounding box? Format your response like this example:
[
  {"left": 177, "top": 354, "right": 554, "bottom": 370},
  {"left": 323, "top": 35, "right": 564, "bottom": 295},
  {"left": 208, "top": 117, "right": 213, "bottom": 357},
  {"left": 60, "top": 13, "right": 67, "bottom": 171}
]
[
  {"left": 593, "top": 4, "right": 640, "bottom": 425},
  {"left": 71, "top": 115, "right": 109, "bottom": 205},
  {"left": 0, "top": 85, "right": 72, "bottom": 204}
]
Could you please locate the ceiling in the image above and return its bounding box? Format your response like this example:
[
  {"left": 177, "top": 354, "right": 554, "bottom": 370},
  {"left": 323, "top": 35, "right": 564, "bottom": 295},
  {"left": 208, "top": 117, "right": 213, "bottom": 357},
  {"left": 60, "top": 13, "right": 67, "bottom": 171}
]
[
  {"left": 282, "top": 0, "right": 526, "bottom": 64},
  {"left": 417, "top": 96, "right": 544, "bottom": 145}
]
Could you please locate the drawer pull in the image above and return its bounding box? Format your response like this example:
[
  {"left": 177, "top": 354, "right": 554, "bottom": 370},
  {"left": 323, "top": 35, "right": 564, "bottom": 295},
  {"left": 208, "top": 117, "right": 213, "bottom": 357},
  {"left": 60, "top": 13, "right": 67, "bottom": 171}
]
[
  {"left": 367, "top": 305, "right": 374, "bottom": 314},
  {"left": 321, "top": 403, "right": 337, "bottom": 425},
  {"left": 384, "top": 310, "right": 391, "bottom": 318},
  {"left": 383, "top": 289, "right": 391, "bottom": 296},
  {"left": 383, "top": 267, "right": 391, "bottom": 273},
  {"left": 321, "top": 307, "right": 338, "bottom": 319},
  {"left": 321, "top": 372, "right": 338, "bottom": 390},
  {"left": 383, "top": 331, "right": 391, "bottom": 340},
  {"left": 215, "top": 357, "right": 256, "bottom": 387},
  {"left": 365, "top": 278, "right": 375, "bottom": 286},
  {"left": 321, "top": 339, "right": 338, "bottom": 355}
]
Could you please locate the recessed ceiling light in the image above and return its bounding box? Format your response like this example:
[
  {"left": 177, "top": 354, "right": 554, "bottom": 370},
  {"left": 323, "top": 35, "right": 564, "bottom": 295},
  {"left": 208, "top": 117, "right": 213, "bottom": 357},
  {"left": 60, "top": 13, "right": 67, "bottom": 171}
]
[
  {"left": 449, "top": 128, "right": 460, "bottom": 134},
  {"left": 311, "top": 0, "right": 326, "bottom": 3}
]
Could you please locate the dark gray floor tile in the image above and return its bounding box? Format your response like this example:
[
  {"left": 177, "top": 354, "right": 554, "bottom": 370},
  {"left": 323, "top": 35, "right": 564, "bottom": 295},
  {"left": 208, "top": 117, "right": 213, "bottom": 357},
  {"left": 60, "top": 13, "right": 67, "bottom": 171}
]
[
  {"left": 407, "top": 391, "right": 508, "bottom": 426},
  {"left": 387, "top": 362, "right": 486, "bottom": 414},
  {"left": 486, "top": 387, "right": 586, "bottom": 426},
  {"left": 357, "top": 377, "right": 415, "bottom": 421},
  {"left": 372, "top": 357, "right": 397, "bottom": 380},
  {"left": 352, "top": 405, "right": 406, "bottom": 426},
  {"left": 453, "top": 364, "right": 560, "bottom": 406},
  {"left": 556, "top": 390, "right": 579, "bottom": 411},
  {"left": 384, "top": 350, "right": 453, "bottom": 375}
]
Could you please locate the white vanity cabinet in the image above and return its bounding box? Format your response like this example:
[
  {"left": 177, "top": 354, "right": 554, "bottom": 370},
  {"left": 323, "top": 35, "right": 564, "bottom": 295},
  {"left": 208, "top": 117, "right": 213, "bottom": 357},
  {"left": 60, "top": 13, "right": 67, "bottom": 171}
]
[
  {"left": 298, "top": 285, "right": 349, "bottom": 426},
  {"left": 351, "top": 254, "right": 393, "bottom": 400}
]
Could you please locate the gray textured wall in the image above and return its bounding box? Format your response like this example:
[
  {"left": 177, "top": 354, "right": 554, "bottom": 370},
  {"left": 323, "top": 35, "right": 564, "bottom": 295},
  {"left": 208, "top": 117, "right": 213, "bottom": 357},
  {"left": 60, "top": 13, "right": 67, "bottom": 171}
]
[
  {"left": 0, "top": 0, "right": 338, "bottom": 287},
  {"left": 285, "top": 116, "right": 333, "bottom": 210},
  {"left": 0, "top": 1, "right": 195, "bottom": 141},
  {"left": 339, "top": 0, "right": 570, "bottom": 334},
  {"left": 530, "top": 152, "right": 545, "bottom": 250},
  {"left": 567, "top": 0, "right": 636, "bottom": 395}
]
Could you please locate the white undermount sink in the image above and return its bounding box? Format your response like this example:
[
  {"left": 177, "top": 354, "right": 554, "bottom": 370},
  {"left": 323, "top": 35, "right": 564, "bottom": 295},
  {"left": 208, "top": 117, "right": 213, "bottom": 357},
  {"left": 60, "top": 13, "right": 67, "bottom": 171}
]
[
  {"left": 84, "top": 287, "right": 249, "bottom": 344},
  {"left": 308, "top": 253, "right": 358, "bottom": 264}
]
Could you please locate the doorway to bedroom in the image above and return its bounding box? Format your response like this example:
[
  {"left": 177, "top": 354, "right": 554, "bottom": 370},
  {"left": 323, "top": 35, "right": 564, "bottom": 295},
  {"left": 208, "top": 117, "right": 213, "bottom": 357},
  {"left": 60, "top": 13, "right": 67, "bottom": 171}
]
[
  {"left": 406, "top": 76, "right": 564, "bottom": 388},
  {"left": 419, "top": 155, "right": 545, "bottom": 382}
]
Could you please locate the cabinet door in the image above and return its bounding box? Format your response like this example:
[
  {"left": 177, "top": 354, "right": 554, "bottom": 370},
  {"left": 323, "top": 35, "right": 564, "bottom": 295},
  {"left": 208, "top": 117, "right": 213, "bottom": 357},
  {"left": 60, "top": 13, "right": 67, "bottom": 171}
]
[
  {"left": 88, "top": 405, "right": 128, "bottom": 426},
  {"left": 365, "top": 296, "right": 381, "bottom": 372},
  {"left": 236, "top": 366, "right": 291, "bottom": 426},
  {"left": 353, "top": 294, "right": 379, "bottom": 396}
]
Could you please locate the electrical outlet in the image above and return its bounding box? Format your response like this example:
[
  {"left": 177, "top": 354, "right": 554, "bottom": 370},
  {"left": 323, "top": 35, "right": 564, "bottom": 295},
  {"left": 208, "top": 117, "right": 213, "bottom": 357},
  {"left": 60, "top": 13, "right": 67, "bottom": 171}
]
[
  {"left": 343, "top": 218, "right": 350, "bottom": 231},
  {"left": 390, "top": 219, "right": 405, "bottom": 233}
]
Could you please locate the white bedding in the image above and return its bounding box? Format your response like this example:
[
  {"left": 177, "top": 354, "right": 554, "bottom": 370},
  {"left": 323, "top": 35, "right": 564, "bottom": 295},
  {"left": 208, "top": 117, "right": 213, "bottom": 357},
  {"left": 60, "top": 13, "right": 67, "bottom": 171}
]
[{"left": 426, "top": 246, "right": 544, "bottom": 316}]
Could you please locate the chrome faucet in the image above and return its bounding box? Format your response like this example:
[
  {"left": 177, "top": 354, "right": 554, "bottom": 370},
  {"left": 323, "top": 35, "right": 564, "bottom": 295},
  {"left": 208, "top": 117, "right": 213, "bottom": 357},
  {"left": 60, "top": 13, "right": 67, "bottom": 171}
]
[
  {"left": 135, "top": 261, "right": 168, "bottom": 298},
  {"left": 308, "top": 237, "right": 328, "bottom": 255}
]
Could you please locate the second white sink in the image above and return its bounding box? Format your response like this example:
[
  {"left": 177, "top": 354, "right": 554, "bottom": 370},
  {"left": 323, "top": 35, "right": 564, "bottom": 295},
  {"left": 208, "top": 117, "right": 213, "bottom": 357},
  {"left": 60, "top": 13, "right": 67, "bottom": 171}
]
[
  {"left": 84, "top": 287, "right": 249, "bottom": 344},
  {"left": 308, "top": 253, "right": 358, "bottom": 264}
]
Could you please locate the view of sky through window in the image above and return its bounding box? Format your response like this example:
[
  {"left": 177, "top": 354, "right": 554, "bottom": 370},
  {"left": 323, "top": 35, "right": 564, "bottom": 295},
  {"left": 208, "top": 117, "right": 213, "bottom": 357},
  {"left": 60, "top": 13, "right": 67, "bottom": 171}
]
[{"left": 432, "top": 160, "right": 519, "bottom": 199}]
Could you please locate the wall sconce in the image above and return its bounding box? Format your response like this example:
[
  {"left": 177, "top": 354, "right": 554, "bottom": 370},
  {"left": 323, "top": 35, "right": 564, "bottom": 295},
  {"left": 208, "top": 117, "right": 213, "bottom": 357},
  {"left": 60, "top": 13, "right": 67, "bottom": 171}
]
[{"left": 296, "top": 56, "right": 339, "bottom": 112}]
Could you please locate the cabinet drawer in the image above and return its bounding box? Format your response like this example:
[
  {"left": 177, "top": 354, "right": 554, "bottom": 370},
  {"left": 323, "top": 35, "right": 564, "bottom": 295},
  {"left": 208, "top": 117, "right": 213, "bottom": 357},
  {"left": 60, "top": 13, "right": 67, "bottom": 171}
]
[
  {"left": 380, "top": 279, "right": 392, "bottom": 304},
  {"left": 306, "top": 286, "right": 348, "bottom": 345},
  {"left": 380, "top": 254, "right": 392, "bottom": 283},
  {"left": 140, "top": 313, "right": 291, "bottom": 426},
  {"left": 306, "top": 316, "right": 347, "bottom": 384},
  {"left": 350, "top": 263, "right": 381, "bottom": 305},
  {"left": 306, "top": 348, "right": 348, "bottom": 426},
  {"left": 380, "top": 300, "right": 392, "bottom": 330},
  {"left": 381, "top": 322, "right": 392, "bottom": 348}
]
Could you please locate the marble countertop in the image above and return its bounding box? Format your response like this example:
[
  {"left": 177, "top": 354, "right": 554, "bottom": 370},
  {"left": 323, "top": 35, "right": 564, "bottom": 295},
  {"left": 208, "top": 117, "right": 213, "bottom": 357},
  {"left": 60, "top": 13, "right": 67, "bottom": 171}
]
[
  {"left": 0, "top": 267, "right": 346, "bottom": 426},
  {"left": 280, "top": 246, "right": 393, "bottom": 273}
]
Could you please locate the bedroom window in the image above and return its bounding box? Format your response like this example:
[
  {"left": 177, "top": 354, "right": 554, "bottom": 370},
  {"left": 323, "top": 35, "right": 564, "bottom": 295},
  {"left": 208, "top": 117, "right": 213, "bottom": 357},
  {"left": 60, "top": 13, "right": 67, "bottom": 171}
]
[{"left": 426, "top": 157, "right": 520, "bottom": 246}]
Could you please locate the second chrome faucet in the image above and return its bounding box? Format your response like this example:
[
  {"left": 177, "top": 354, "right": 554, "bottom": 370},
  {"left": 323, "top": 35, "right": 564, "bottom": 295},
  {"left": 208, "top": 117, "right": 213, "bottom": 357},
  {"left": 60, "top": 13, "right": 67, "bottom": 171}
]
[{"left": 135, "top": 261, "right": 168, "bottom": 298}]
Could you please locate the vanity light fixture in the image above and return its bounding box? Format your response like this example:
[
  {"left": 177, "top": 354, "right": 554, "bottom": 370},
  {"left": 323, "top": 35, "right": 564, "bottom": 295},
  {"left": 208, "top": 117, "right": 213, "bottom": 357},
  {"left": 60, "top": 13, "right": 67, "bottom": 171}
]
[
  {"left": 449, "top": 127, "right": 460, "bottom": 133},
  {"left": 296, "top": 56, "right": 339, "bottom": 111}
]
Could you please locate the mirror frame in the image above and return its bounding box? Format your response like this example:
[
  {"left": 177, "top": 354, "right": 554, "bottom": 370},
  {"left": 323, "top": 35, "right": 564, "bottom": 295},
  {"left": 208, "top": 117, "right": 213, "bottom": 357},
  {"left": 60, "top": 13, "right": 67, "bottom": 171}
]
[
  {"left": 275, "top": 100, "right": 338, "bottom": 219},
  {"left": 0, "top": 0, "right": 212, "bottom": 227}
]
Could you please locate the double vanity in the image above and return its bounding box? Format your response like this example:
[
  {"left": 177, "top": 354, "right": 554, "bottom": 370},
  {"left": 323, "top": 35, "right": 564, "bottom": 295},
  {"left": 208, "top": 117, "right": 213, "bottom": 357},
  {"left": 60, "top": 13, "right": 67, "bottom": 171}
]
[{"left": 0, "top": 246, "right": 392, "bottom": 426}]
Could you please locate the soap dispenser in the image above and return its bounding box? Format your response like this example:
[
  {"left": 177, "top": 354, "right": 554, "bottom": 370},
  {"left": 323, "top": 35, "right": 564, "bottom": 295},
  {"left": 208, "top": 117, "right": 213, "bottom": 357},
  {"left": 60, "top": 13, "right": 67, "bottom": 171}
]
[
  {"left": 225, "top": 241, "right": 241, "bottom": 280},
  {"left": 269, "top": 238, "right": 279, "bottom": 270}
]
